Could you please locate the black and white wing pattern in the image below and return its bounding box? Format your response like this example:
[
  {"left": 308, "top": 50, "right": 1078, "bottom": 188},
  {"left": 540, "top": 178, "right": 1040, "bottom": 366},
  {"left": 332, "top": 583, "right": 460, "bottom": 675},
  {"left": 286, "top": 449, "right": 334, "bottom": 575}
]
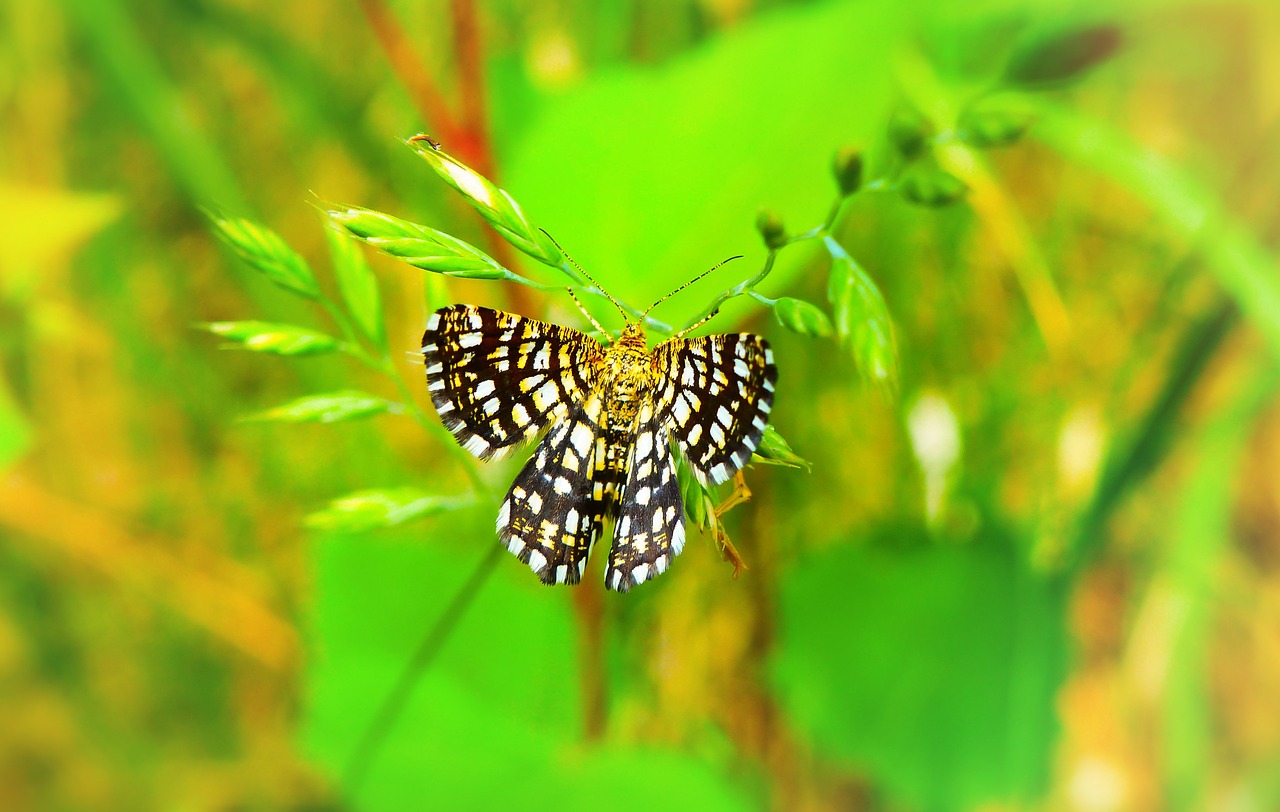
[
  {"left": 498, "top": 395, "right": 606, "bottom": 585},
  {"left": 653, "top": 333, "right": 776, "bottom": 485},
  {"left": 606, "top": 401, "right": 685, "bottom": 593},
  {"left": 421, "top": 304, "right": 602, "bottom": 460}
]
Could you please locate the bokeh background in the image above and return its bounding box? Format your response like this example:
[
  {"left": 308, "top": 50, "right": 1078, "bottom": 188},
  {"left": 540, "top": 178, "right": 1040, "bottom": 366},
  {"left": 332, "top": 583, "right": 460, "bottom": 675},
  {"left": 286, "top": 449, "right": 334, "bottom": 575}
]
[{"left": 3, "top": 0, "right": 1280, "bottom": 809}]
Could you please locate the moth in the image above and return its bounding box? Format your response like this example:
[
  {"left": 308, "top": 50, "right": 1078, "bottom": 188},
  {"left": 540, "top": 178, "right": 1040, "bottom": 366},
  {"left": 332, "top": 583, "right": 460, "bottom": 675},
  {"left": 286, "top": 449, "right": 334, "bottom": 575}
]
[{"left": 421, "top": 269, "right": 776, "bottom": 592}]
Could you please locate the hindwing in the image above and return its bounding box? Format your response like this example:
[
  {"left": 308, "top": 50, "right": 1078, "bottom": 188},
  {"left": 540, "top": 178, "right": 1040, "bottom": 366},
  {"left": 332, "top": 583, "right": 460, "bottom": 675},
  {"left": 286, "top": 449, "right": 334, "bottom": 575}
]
[{"left": 606, "top": 401, "right": 685, "bottom": 592}]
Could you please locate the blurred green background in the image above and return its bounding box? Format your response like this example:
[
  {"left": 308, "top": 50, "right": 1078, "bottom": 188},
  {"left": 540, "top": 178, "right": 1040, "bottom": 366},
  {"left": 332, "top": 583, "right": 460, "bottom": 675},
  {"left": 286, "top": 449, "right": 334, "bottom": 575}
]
[{"left": 3, "top": 0, "right": 1280, "bottom": 809}]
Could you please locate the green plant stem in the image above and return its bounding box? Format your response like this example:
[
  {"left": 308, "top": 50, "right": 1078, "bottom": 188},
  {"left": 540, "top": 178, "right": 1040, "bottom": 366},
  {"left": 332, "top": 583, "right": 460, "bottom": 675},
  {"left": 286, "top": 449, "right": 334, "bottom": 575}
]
[
  {"left": 341, "top": 540, "right": 506, "bottom": 798},
  {"left": 676, "top": 192, "right": 856, "bottom": 334},
  {"left": 319, "top": 296, "right": 493, "bottom": 498}
]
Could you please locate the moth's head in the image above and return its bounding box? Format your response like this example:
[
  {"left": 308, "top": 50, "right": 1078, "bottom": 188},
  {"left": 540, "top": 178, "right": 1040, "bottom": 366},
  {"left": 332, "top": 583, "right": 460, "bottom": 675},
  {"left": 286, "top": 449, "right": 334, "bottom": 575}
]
[{"left": 618, "top": 322, "right": 647, "bottom": 347}]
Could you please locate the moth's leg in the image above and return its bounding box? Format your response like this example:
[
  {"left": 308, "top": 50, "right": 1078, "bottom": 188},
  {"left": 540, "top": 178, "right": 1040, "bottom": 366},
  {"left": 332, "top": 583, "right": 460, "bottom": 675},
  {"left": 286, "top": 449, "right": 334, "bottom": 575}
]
[
  {"left": 710, "top": 471, "right": 751, "bottom": 579},
  {"left": 713, "top": 471, "right": 752, "bottom": 519}
]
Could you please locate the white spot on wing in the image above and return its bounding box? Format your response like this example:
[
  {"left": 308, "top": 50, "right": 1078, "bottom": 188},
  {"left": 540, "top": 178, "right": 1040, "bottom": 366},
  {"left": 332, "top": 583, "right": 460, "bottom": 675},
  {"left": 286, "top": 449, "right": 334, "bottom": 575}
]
[
  {"left": 527, "top": 549, "right": 548, "bottom": 573},
  {"left": 635, "top": 431, "right": 653, "bottom": 461},
  {"left": 672, "top": 397, "right": 690, "bottom": 425},
  {"left": 474, "top": 380, "right": 495, "bottom": 399},
  {"left": 570, "top": 423, "right": 592, "bottom": 458},
  {"left": 632, "top": 562, "right": 650, "bottom": 584}
]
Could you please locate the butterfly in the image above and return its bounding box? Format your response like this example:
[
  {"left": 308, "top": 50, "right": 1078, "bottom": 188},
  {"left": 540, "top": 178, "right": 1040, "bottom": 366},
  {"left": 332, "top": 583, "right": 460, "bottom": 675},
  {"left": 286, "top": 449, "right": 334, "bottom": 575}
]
[{"left": 421, "top": 266, "right": 776, "bottom": 592}]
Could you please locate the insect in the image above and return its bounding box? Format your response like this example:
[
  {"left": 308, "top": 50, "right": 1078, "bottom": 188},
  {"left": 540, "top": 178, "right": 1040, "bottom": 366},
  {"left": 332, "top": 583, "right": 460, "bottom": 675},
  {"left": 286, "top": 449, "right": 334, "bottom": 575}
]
[{"left": 420, "top": 259, "right": 776, "bottom": 592}]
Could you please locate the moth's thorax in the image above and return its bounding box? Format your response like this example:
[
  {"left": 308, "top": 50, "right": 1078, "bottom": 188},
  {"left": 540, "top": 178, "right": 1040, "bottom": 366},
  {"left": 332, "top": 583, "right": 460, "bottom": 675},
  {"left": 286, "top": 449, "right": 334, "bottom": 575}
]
[{"left": 598, "top": 323, "right": 657, "bottom": 429}]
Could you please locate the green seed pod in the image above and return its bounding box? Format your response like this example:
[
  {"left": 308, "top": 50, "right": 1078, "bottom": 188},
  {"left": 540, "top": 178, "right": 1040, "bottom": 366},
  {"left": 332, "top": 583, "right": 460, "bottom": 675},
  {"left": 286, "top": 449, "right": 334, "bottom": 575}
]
[
  {"left": 407, "top": 138, "right": 562, "bottom": 267},
  {"left": 831, "top": 147, "right": 864, "bottom": 196},
  {"left": 773, "top": 297, "right": 833, "bottom": 337},
  {"left": 888, "top": 108, "right": 932, "bottom": 159},
  {"left": 958, "top": 103, "right": 1033, "bottom": 148},
  {"left": 899, "top": 167, "right": 967, "bottom": 208},
  {"left": 755, "top": 209, "right": 788, "bottom": 250}
]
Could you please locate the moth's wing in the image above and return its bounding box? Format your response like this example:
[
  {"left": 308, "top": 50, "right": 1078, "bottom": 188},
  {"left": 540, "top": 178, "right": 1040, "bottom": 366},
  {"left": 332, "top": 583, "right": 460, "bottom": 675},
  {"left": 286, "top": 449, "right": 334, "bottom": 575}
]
[
  {"left": 653, "top": 333, "right": 776, "bottom": 485},
  {"left": 498, "top": 395, "right": 606, "bottom": 585},
  {"left": 606, "top": 402, "right": 684, "bottom": 592},
  {"left": 422, "top": 304, "right": 601, "bottom": 460}
]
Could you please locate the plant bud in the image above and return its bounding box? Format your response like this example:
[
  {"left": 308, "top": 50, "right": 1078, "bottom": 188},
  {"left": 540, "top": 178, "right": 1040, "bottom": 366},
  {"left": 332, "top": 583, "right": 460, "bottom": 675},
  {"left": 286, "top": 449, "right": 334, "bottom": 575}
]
[
  {"left": 831, "top": 147, "right": 864, "bottom": 196},
  {"left": 755, "top": 209, "right": 788, "bottom": 249}
]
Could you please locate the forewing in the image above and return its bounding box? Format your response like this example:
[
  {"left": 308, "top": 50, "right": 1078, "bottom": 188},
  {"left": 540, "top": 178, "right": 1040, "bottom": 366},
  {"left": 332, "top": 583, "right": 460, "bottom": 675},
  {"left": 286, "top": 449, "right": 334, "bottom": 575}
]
[
  {"left": 653, "top": 333, "right": 776, "bottom": 485},
  {"left": 606, "top": 402, "right": 684, "bottom": 593},
  {"left": 497, "top": 396, "right": 605, "bottom": 585},
  {"left": 422, "top": 304, "right": 601, "bottom": 459}
]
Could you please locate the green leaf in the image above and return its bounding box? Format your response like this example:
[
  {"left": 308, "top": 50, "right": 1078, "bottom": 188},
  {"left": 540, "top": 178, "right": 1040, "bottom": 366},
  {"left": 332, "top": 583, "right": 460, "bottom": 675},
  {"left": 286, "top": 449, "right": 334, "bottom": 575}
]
[
  {"left": 1003, "top": 24, "right": 1124, "bottom": 89},
  {"left": 504, "top": 0, "right": 907, "bottom": 329},
  {"left": 327, "top": 226, "right": 386, "bottom": 349},
  {"left": 305, "top": 487, "right": 467, "bottom": 532},
  {"left": 210, "top": 216, "right": 320, "bottom": 299},
  {"left": 407, "top": 138, "right": 562, "bottom": 267},
  {"left": 774, "top": 526, "right": 1067, "bottom": 809},
  {"left": 752, "top": 424, "right": 809, "bottom": 470},
  {"left": 674, "top": 448, "right": 714, "bottom": 531},
  {"left": 247, "top": 390, "right": 395, "bottom": 424},
  {"left": 201, "top": 320, "right": 341, "bottom": 356},
  {"left": 899, "top": 166, "right": 967, "bottom": 207},
  {"left": 328, "top": 206, "right": 509, "bottom": 279},
  {"left": 825, "top": 237, "right": 898, "bottom": 393},
  {"left": 303, "top": 527, "right": 751, "bottom": 810},
  {"left": 772, "top": 297, "right": 833, "bottom": 337}
]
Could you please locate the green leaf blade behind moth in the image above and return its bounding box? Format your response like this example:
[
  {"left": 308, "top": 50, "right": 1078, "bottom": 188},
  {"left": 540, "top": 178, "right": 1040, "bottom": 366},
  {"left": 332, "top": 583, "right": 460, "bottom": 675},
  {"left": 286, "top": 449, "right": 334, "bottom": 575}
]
[{"left": 326, "top": 227, "right": 386, "bottom": 350}]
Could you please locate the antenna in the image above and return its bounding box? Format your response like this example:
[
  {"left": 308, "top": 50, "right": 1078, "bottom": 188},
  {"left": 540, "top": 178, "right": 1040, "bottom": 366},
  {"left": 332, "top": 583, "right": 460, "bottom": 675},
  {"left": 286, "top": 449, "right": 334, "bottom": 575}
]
[
  {"left": 642, "top": 255, "right": 742, "bottom": 319},
  {"left": 565, "top": 286, "right": 612, "bottom": 343},
  {"left": 539, "top": 228, "right": 628, "bottom": 320}
]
